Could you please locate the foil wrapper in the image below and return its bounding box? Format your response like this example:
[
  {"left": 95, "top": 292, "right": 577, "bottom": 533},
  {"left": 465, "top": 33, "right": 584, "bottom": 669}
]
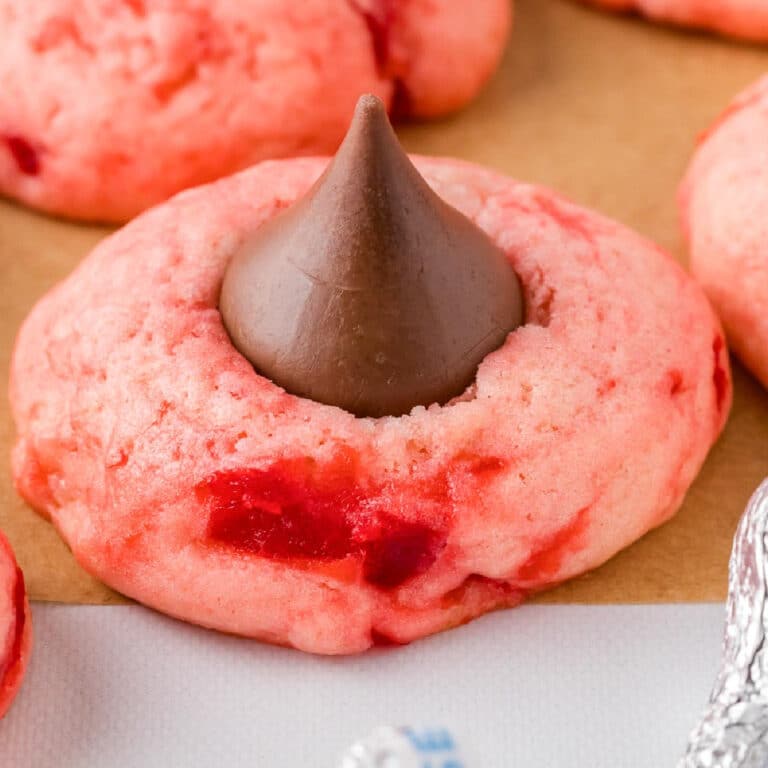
[
  {"left": 338, "top": 726, "right": 465, "bottom": 767},
  {"left": 679, "top": 478, "right": 768, "bottom": 768}
]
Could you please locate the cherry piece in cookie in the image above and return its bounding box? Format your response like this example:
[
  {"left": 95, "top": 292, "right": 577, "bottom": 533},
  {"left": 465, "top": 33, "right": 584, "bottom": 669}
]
[
  {"left": 11, "top": 104, "right": 729, "bottom": 653},
  {"left": 200, "top": 460, "right": 447, "bottom": 589},
  {"left": 220, "top": 95, "right": 523, "bottom": 417},
  {"left": 0, "top": 532, "right": 31, "bottom": 719},
  {"left": 4, "top": 136, "right": 39, "bottom": 177}
]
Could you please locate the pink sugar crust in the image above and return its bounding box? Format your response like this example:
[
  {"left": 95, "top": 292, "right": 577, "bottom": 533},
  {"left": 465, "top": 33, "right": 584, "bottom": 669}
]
[
  {"left": 580, "top": 0, "right": 768, "bottom": 41},
  {"left": 680, "top": 74, "right": 768, "bottom": 390},
  {"left": 11, "top": 156, "right": 730, "bottom": 654},
  {"left": 0, "top": 0, "right": 509, "bottom": 223},
  {"left": 0, "top": 531, "right": 31, "bottom": 719}
]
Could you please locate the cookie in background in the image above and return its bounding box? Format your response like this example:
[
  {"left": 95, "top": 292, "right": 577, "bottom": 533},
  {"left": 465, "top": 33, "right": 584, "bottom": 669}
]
[
  {"left": 680, "top": 74, "right": 768, "bottom": 390},
  {"left": 0, "top": 0, "right": 510, "bottom": 223},
  {"left": 577, "top": 0, "right": 768, "bottom": 42}
]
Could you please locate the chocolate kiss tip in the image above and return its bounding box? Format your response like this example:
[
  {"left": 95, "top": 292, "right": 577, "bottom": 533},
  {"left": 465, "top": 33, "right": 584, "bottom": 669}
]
[
  {"left": 355, "top": 93, "right": 386, "bottom": 116},
  {"left": 220, "top": 97, "right": 525, "bottom": 418},
  {"left": 352, "top": 93, "right": 391, "bottom": 130}
]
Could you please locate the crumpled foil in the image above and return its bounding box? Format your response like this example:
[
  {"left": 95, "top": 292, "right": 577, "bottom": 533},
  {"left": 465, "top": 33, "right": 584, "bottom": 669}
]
[{"left": 679, "top": 478, "right": 768, "bottom": 768}]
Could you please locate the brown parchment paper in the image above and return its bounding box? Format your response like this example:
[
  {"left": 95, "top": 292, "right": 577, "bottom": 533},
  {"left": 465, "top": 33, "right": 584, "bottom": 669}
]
[{"left": 1, "top": 0, "right": 767, "bottom": 605}]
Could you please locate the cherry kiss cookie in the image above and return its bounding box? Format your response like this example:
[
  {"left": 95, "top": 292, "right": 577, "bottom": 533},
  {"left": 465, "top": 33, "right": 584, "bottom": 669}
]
[
  {"left": 0, "top": 0, "right": 509, "bottom": 223},
  {"left": 11, "top": 97, "right": 730, "bottom": 654},
  {"left": 0, "top": 532, "right": 30, "bottom": 718},
  {"left": 680, "top": 75, "right": 768, "bottom": 389},
  {"left": 578, "top": 0, "right": 768, "bottom": 42}
]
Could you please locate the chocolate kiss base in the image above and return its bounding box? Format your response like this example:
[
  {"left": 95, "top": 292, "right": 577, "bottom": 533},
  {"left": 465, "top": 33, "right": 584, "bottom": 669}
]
[{"left": 219, "top": 95, "right": 523, "bottom": 418}]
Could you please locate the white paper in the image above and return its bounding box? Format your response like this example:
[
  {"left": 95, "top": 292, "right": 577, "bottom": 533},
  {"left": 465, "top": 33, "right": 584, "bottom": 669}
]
[{"left": 0, "top": 603, "right": 724, "bottom": 768}]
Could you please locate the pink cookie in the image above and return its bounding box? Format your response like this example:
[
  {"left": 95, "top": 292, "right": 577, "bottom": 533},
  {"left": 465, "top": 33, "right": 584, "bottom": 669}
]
[
  {"left": 0, "top": 532, "right": 30, "bottom": 718},
  {"left": 0, "top": 0, "right": 509, "bottom": 223},
  {"left": 11, "top": 157, "right": 729, "bottom": 654},
  {"left": 578, "top": 0, "right": 768, "bottom": 41},
  {"left": 680, "top": 75, "right": 768, "bottom": 389}
]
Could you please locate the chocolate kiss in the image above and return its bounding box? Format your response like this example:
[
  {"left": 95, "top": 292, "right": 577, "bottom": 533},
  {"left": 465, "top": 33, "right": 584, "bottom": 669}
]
[{"left": 219, "top": 94, "right": 524, "bottom": 418}]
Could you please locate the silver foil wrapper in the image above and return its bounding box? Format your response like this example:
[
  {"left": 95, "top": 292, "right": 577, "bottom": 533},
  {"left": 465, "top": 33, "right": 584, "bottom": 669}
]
[{"left": 679, "top": 478, "right": 768, "bottom": 768}]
